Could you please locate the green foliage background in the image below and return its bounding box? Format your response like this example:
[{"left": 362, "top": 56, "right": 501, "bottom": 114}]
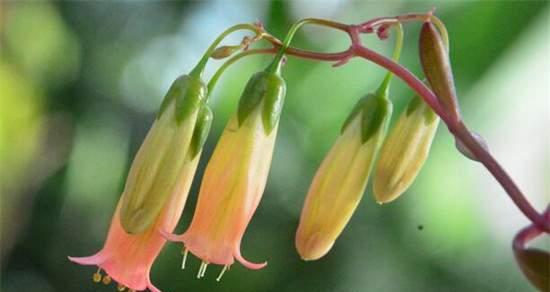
[{"left": 1, "top": 1, "right": 548, "bottom": 291}]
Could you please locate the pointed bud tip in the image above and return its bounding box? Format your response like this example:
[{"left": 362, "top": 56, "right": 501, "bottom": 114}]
[
  {"left": 295, "top": 232, "right": 334, "bottom": 261},
  {"left": 211, "top": 46, "right": 239, "bottom": 59},
  {"left": 419, "top": 21, "right": 460, "bottom": 122}
]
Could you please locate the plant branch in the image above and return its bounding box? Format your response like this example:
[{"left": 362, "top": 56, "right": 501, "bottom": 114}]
[{"left": 205, "top": 15, "right": 549, "bottom": 232}]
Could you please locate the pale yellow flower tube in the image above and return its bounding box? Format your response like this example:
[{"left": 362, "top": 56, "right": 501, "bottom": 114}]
[
  {"left": 164, "top": 70, "right": 286, "bottom": 275},
  {"left": 373, "top": 97, "right": 439, "bottom": 204},
  {"left": 295, "top": 94, "right": 391, "bottom": 261}
]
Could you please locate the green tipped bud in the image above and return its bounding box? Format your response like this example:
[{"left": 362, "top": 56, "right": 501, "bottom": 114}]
[
  {"left": 341, "top": 93, "right": 392, "bottom": 143},
  {"left": 237, "top": 71, "right": 286, "bottom": 135},
  {"left": 373, "top": 96, "right": 439, "bottom": 204},
  {"left": 158, "top": 75, "right": 207, "bottom": 124},
  {"left": 296, "top": 93, "right": 392, "bottom": 260},
  {"left": 189, "top": 105, "right": 213, "bottom": 158},
  {"left": 120, "top": 75, "right": 207, "bottom": 234},
  {"left": 419, "top": 22, "right": 460, "bottom": 121}
]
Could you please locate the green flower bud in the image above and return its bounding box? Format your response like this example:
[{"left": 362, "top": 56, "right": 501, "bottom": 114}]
[
  {"left": 341, "top": 93, "right": 392, "bottom": 143},
  {"left": 237, "top": 71, "right": 286, "bottom": 134},
  {"left": 373, "top": 96, "right": 439, "bottom": 203},
  {"left": 189, "top": 105, "right": 213, "bottom": 159},
  {"left": 120, "top": 75, "right": 207, "bottom": 234},
  {"left": 210, "top": 45, "right": 241, "bottom": 59},
  {"left": 158, "top": 74, "right": 207, "bottom": 124},
  {"left": 419, "top": 21, "right": 460, "bottom": 121}
]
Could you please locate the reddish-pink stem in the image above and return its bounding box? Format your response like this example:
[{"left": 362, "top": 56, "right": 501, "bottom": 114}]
[
  {"left": 453, "top": 124, "right": 550, "bottom": 232},
  {"left": 261, "top": 18, "right": 549, "bottom": 232},
  {"left": 514, "top": 207, "right": 550, "bottom": 250}
]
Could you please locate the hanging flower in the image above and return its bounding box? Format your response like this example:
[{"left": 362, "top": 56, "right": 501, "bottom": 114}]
[
  {"left": 69, "top": 74, "right": 212, "bottom": 291},
  {"left": 163, "top": 69, "right": 286, "bottom": 280},
  {"left": 295, "top": 92, "right": 392, "bottom": 261},
  {"left": 373, "top": 95, "right": 439, "bottom": 203}
]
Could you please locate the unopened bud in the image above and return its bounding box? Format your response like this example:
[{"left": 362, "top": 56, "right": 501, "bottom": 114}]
[
  {"left": 296, "top": 93, "right": 392, "bottom": 261},
  {"left": 419, "top": 21, "right": 460, "bottom": 122},
  {"left": 514, "top": 248, "right": 550, "bottom": 291},
  {"left": 373, "top": 96, "right": 439, "bottom": 203},
  {"left": 513, "top": 220, "right": 550, "bottom": 292},
  {"left": 211, "top": 45, "right": 241, "bottom": 59},
  {"left": 120, "top": 75, "right": 207, "bottom": 234},
  {"left": 237, "top": 71, "right": 286, "bottom": 134}
]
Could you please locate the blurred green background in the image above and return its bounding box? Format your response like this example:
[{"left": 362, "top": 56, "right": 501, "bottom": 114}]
[{"left": 1, "top": 1, "right": 548, "bottom": 291}]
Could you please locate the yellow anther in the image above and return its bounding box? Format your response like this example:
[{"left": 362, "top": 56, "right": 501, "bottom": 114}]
[
  {"left": 92, "top": 272, "right": 102, "bottom": 283},
  {"left": 102, "top": 275, "right": 112, "bottom": 285},
  {"left": 117, "top": 283, "right": 126, "bottom": 291}
]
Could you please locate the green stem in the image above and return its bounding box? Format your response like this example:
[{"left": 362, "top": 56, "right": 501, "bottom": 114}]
[
  {"left": 266, "top": 18, "right": 346, "bottom": 74},
  {"left": 189, "top": 23, "right": 259, "bottom": 78},
  {"left": 376, "top": 23, "right": 404, "bottom": 97}
]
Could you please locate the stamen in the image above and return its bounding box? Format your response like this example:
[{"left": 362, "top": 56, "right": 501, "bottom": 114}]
[
  {"left": 197, "top": 262, "right": 205, "bottom": 279},
  {"left": 216, "top": 265, "right": 229, "bottom": 282},
  {"left": 117, "top": 283, "right": 126, "bottom": 291},
  {"left": 92, "top": 268, "right": 102, "bottom": 283},
  {"left": 102, "top": 275, "right": 112, "bottom": 285},
  {"left": 201, "top": 263, "right": 208, "bottom": 278},
  {"left": 181, "top": 248, "right": 189, "bottom": 270}
]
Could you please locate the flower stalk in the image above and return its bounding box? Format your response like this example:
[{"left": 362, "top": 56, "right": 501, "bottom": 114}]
[{"left": 70, "top": 9, "right": 549, "bottom": 289}]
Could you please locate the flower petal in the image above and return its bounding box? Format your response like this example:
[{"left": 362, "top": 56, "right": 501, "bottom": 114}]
[
  {"left": 234, "top": 247, "right": 267, "bottom": 270},
  {"left": 68, "top": 253, "right": 107, "bottom": 266}
]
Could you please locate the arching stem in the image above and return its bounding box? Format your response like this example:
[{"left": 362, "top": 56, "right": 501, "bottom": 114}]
[
  {"left": 190, "top": 23, "right": 261, "bottom": 78},
  {"left": 202, "top": 15, "right": 549, "bottom": 232}
]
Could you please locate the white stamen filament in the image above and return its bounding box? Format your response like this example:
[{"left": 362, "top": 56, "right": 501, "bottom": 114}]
[
  {"left": 216, "top": 265, "right": 229, "bottom": 282},
  {"left": 201, "top": 262, "right": 208, "bottom": 278},
  {"left": 181, "top": 249, "right": 189, "bottom": 270},
  {"left": 197, "top": 262, "right": 205, "bottom": 279}
]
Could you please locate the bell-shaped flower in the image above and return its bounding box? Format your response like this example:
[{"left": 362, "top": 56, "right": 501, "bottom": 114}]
[
  {"left": 69, "top": 74, "right": 212, "bottom": 291},
  {"left": 373, "top": 96, "right": 439, "bottom": 203},
  {"left": 295, "top": 92, "right": 392, "bottom": 261},
  {"left": 163, "top": 69, "right": 286, "bottom": 280}
]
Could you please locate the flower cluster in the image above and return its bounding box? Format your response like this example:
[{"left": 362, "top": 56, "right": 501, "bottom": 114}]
[{"left": 68, "top": 12, "right": 549, "bottom": 292}]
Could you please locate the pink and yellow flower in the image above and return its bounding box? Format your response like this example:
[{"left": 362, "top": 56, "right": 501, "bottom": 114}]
[
  {"left": 164, "top": 70, "right": 285, "bottom": 280},
  {"left": 69, "top": 75, "right": 210, "bottom": 291}
]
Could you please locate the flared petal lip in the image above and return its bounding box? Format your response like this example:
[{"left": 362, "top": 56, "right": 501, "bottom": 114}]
[
  {"left": 234, "top": 247, "right": 267, "bottom": 270},
  {"left": 161, "top": 230, "right": 267, "bottom": 270},
  {"left": 68, "top": 254, "right": 160, "bottom": 292}
]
